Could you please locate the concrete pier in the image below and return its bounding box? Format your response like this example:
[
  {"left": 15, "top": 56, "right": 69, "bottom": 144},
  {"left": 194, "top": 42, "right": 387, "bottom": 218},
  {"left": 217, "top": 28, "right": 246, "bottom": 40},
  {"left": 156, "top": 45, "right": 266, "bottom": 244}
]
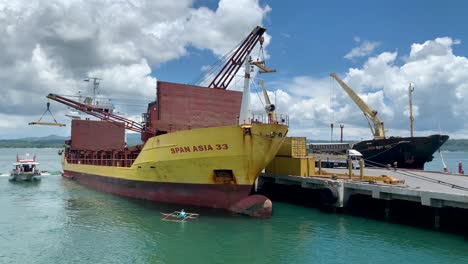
[{"left": 258, "top": 168, "right": 468, "bottom": 232}]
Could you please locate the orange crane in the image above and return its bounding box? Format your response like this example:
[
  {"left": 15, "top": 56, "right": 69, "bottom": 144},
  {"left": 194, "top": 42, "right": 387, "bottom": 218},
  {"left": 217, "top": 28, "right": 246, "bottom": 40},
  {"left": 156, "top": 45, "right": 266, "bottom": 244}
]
[{"left": 330, "top": 73, "right": 385, "bottom": 140}]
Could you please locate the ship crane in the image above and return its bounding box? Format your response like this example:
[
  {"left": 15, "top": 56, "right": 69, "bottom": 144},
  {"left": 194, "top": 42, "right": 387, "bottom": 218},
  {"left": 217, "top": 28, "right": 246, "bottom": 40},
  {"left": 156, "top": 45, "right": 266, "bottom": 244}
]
[
  {"left": 46, "top": 94, "right": 153, "bottom": 135},
  {"left": 330, "top": 73, "right": 385, "bottom": 140},
  {"left": 258, "top": 79, "right": 277, "bottom": 123},
  {"left": 195, "top": 26, "right": 267, "bottom": 90}
]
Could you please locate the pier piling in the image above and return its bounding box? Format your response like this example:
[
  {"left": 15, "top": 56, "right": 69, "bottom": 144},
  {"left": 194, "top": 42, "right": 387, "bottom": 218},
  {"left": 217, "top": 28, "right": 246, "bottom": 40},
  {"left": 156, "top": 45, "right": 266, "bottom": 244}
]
[{"left": 259, "top": 167, "right": 468, "bottom": 233}]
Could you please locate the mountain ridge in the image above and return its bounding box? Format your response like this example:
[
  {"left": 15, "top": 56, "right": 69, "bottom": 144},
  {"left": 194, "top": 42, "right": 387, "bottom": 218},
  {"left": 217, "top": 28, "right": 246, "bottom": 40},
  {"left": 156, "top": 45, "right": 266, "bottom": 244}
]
[{"left": 0, "top": 135, "right": 466, "bottom": 151}]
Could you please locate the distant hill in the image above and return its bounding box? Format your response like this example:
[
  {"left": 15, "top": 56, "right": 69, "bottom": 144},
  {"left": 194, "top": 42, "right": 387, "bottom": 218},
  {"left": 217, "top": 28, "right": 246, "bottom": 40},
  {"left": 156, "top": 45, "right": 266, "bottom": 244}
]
[
  {"left": 306, "top": 138, "right": 466, "bottom": 152},
  {"left": 0, "top": 135, "right": 68, "bottom": 148},
  {"left": 0, "top": 134, "right": 142, "bottom": 148},
  {"left": 439, "top": 139, "right": 468, "bottom": 152},
  {"left": 0, "top": 135, "right": 466, "bottom": 151}
]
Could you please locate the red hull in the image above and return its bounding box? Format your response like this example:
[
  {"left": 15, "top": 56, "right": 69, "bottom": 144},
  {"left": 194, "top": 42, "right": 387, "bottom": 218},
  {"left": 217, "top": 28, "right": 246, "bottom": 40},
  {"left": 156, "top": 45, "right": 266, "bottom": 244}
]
[{"left": 64, "top": 170, "right": 272, "bottom": 217}]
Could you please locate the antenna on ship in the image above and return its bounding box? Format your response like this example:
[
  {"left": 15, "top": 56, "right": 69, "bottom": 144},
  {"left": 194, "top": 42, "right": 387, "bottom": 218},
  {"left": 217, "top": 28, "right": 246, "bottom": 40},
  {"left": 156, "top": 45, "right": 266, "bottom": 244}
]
[
  {"left": 84, "top": 77, "right": 102, "bottom": 104},
  {"left": 82, "top": 77, "right": 115, "bottom": 113},
  {"left": 408, "top": 82, "right": 415, "bottom": 137}
]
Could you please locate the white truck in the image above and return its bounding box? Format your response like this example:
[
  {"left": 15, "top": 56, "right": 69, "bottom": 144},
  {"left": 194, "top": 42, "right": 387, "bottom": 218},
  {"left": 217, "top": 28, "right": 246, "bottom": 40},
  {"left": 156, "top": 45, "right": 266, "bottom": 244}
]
[{"left": 312, "top": 148, "right": 363, "bottom": 169}]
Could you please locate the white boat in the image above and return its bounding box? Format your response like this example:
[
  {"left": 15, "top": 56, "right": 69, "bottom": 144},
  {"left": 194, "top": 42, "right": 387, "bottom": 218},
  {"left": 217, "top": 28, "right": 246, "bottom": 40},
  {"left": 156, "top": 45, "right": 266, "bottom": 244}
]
[{"left": 9, "top": 154, "right": 42, "bottom": 181}]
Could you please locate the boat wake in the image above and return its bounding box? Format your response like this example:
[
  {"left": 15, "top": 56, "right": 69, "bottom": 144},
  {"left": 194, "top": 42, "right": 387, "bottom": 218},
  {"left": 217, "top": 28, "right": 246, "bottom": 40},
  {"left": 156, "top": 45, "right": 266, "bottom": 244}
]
[{"left": 0, "top": 171, "right": 61, "bottom": 177}]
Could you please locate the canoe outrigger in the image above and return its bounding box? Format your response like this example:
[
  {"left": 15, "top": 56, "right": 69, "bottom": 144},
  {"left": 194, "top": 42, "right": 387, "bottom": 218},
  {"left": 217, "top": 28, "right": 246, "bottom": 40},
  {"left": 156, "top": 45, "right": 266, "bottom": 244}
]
[
  {"left": 9, "top": 154, "right": 41, "bottom": 181},
  {"left": 161, "top": 210, "right": 199, "bottom": 222}
]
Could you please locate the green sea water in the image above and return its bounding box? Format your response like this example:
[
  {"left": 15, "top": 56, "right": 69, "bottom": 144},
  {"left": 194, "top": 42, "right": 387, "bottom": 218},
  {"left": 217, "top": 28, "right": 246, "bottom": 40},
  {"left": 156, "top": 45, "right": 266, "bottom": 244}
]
[{"left": 0, "top": 148, "right": 467, "bottom": 264}]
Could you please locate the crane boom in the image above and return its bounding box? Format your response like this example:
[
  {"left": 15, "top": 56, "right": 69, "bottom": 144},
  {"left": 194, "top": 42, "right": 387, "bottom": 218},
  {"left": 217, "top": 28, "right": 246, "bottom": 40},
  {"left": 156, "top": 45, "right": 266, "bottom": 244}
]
[
  {"left": 330, "top": 73, "right": 385, "bottom": 140},
  {"left": 47, "top": 94, "right": 153, "bottom": 134},
  {"left": 208, "top": 26, "right": 266, "bottom": 89},
  {"left": 259, "top": 79, "right": 277, "bottom": 123}
]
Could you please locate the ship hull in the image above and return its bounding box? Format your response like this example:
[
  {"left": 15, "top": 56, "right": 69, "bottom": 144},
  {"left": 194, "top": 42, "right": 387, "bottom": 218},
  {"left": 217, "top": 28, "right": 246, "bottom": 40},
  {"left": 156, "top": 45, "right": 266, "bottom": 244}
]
[
  {"left": 62, "top": 123, "right": 288, "bottom": 217},
  {"left": 353, "top": 134, "right": 449, "bottom": 169},
  {"left": 67, "top": 171, "right": 252, "bottom": 209}
]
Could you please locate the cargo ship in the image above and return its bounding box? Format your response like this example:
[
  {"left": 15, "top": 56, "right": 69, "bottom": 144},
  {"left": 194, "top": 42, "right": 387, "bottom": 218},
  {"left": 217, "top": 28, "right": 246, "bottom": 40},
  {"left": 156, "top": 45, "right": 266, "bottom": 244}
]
[
  {"left": 330, "top": 74, "right": 448, "bottom": 169},
  {"left": 352, "top": 135, "right": 448, "bottom": 169},
  {"left": 51, "top": 26, "right": 289, "bottom": 218}
]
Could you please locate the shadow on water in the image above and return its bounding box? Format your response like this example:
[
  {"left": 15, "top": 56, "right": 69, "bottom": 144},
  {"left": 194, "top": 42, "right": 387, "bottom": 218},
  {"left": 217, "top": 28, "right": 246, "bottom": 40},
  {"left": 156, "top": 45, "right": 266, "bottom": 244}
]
[{"left": 60, "top": 178, "right": 247, "bottom": 223}]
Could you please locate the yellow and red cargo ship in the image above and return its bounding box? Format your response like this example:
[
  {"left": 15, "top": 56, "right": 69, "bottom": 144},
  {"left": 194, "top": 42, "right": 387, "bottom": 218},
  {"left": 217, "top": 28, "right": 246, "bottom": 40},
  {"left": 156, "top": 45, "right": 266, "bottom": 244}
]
[
  {"left": 55, "top": 26, "right": 287, "bottom": 217},
  {"left": 58, "top": 80, "right": 288, "bottom": 218},
  {"left": 62, "top": 121, "right": 287, "bottom": 218}
]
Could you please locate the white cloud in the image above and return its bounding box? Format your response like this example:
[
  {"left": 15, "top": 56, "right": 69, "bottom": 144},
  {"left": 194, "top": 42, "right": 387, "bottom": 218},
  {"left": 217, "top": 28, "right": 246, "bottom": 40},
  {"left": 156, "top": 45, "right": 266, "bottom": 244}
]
[
  {"left": 0, "top": 0, "right": 270, "bottom": 138},
  {"left": 408, "top": 37, "right": 460, "bottom": 61},
  {"left": 270, "top": 37, "right": 468, "bottom": 140},
  {"left": 344, "top": 40, "right": 381, "bottom": 60}
]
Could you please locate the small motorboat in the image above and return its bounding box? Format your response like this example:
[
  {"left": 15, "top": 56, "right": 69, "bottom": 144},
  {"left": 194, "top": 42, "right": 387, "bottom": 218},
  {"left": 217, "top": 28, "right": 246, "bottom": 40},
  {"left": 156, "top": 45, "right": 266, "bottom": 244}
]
[
  {"left": 161, "top": 210, "right": 199, "bottom": 222},
  {"left": 9, "top": 154, "right": 42, "bottom": 182}
]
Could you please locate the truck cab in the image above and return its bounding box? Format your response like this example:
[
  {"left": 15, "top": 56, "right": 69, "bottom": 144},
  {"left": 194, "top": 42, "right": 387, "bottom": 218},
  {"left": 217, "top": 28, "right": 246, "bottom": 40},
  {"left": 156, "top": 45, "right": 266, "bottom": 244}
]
[{"left": 347, "top": 149, "right": 363, "bottom": 169}]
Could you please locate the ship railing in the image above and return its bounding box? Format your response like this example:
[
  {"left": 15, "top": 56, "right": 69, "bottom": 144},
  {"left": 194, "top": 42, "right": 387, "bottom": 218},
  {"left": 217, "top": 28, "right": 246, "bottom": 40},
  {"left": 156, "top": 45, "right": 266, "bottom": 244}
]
[
  {"left": 65, "top": 150, "right": 139, "bottom": 167},
  {"left": 250, "top": 112, "right": 289, "bottom": 125},
  {"left": 67, "top": 157, "right": 137, "bottom": 167}
]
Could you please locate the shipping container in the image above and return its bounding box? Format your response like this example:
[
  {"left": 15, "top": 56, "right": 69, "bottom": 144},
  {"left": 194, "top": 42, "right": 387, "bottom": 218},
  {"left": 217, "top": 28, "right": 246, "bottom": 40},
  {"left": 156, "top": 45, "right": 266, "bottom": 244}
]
[
  {"left": 147, "top": 81, "right": 243, "bottom": 133},
  {"left": 70, "top": 120, "right": 125, "bottom": 150}
]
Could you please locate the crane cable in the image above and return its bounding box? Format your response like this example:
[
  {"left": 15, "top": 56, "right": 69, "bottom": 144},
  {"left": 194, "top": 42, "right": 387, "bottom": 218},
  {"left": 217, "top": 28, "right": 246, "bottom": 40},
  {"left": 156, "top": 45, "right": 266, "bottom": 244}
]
[{"left": 29, "top": 101, "right": 64, "bottom": 126}]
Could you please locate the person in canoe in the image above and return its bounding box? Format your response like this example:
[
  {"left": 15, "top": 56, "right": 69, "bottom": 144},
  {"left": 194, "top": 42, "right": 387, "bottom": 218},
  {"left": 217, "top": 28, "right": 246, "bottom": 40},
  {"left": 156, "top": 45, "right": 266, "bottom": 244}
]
[{"left": 179, "top": 209, "right": 186, "bottom": 219}]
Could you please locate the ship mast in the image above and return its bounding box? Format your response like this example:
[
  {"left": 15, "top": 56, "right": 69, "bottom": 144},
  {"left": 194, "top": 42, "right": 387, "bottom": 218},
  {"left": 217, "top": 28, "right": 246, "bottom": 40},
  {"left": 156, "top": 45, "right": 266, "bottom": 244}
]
[
  {"left": 239, "top": 57, "right": 252, "bottom": 124},
  {"left": 408, "top": 82, "right": 414, "bottom": 137},
  {"left": 84, "top": 77, "right": 101, "bottom": 104},
  {"left": 238, "top": 56, "right": 276, "bottom": 125},
  {"left": 235, "top": 29, "right": 275, "bottom": 125}
]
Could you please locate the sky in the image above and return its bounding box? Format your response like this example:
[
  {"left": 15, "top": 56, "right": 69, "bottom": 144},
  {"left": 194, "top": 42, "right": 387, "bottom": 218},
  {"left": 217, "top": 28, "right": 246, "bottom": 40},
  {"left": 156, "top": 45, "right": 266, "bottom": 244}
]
[{"left": 1, "top": 0, "right": 467, "bottom": 140}]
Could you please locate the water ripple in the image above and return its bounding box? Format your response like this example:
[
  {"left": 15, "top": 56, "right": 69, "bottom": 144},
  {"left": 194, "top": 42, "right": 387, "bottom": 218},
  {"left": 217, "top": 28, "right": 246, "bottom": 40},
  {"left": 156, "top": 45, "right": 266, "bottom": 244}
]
[{"left": 1, "top": 149, "right": 468, "bottom": 263}]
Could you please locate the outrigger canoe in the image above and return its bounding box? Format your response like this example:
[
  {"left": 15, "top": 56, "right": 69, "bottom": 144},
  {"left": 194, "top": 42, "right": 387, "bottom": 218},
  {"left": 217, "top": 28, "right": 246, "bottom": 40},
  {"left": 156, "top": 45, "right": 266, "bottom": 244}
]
[{"left": 161, "top": 211, "right": 199, "bottom": 222}]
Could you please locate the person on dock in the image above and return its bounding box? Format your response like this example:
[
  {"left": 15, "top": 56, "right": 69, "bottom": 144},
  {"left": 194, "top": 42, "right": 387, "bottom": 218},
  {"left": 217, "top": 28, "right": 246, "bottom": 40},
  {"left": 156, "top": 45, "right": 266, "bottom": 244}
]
[
  {"left": 179, "top": 209, "right": 186, "bottom": 219},
  {"left": 393, "top": 161, "right": 398, "bottom": 171}
]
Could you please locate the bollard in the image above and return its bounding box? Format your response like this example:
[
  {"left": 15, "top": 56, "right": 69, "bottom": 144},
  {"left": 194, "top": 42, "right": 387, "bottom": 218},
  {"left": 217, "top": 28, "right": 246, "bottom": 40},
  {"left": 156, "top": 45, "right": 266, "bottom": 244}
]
[
  {"left": 318, "top": 158, "right": 322, "bottom": 175},
  {"left": 360, "top": 159, "right": 364, "bottom": 180},
  {"left": 348, "top": 159, "right": 352, "bottom": 179}
]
